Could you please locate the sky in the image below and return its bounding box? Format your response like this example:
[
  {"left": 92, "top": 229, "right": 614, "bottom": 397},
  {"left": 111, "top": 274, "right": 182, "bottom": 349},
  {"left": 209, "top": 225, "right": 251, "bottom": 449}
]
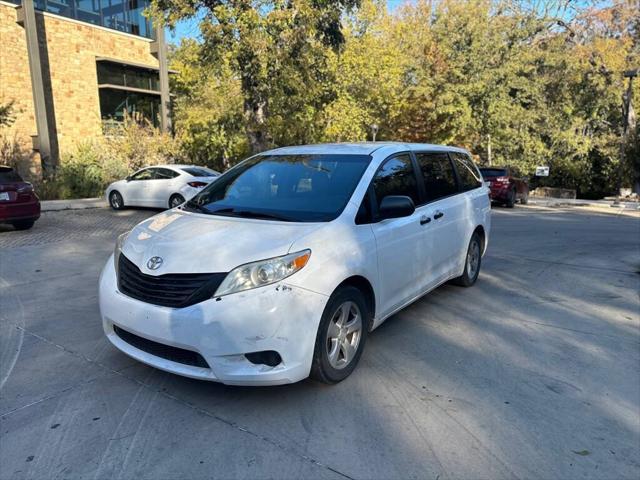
[
  {"left": 165, "top": 0, "right": 606, "bottom": 44},
  {"left": 166, "top": 0, "right": 412, "bottom": 43}
]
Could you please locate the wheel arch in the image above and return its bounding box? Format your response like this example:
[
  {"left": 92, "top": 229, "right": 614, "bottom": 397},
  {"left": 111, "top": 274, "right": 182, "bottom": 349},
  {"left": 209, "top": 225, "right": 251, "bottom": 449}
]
[
  {"left": 334, "top": 275, "right": 376, "bottom": 330},
  {"left": 473, "top": 224, "right": 487, "bottom": 255}
]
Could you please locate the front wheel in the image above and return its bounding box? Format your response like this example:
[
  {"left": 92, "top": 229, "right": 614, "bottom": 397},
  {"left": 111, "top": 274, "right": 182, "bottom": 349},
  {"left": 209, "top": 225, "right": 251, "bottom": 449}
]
[
  {"left": 452, "top": 232, "right": 482, "bottom": 287},
  {"left": 311, "top": 286, "right": 369, "bottom": 384},
  {"left": 109, "top": 191, "right": 124, "bottom": 210}
]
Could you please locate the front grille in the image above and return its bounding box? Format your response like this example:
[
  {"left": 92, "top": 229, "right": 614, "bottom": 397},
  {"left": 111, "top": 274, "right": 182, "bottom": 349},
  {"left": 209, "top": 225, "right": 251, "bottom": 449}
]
[
  {"left": 117, "top": 254, "right": 227, "bottom": 308},
  {"left": 113, "top": 325, "right": 209, "bottom": 368}
]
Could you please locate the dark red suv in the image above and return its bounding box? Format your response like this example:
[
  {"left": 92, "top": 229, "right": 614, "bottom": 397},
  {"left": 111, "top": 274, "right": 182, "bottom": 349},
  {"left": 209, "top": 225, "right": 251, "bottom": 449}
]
[
  {"left": 0, "top": 166, "right": 40, "bottom": 230},
  {"left": 479, "top": 167, "right": 529, "bottom": 208}
]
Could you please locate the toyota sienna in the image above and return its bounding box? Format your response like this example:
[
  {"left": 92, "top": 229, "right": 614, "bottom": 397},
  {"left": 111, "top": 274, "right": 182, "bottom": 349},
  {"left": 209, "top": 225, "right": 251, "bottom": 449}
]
[{"left": 99, "top": 143, "right": 490, "bottom": 385}]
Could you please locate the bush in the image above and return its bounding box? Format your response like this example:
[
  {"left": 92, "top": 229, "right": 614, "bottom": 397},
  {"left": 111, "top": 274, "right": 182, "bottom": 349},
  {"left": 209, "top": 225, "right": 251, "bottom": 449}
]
[{"left": 44, "top": 120, "right": 186, "bottom": 199}]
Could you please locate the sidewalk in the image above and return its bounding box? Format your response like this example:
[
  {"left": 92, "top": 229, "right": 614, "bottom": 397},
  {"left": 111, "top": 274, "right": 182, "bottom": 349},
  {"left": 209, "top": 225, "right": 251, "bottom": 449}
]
[
  {"left": 528, "top": 196, "right": 640, "bottom": 217},
  {"left": 41, "top": 197, "right": 106, "bottom": 212}
]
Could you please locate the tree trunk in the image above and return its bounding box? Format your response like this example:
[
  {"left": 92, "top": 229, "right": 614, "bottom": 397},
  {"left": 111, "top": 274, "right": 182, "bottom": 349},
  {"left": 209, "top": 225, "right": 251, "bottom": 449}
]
[{"left": 244, "top": 99, "right": 270, "bottom": 154}]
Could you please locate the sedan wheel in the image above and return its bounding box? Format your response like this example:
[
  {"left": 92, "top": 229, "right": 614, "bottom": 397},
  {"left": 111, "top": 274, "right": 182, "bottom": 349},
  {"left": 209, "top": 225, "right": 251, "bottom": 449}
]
[
  {"left": 109, "top": 191, "right": 124, "bottom": 210},
  {"left": 169, "top": 194, "right": 185, "bottom": 209}
]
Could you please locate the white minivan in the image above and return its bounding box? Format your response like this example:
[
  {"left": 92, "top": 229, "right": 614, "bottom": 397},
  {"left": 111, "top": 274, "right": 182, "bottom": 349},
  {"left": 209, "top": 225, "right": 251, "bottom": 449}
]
[{"left": 99, "top": 143, "right": 490, "bottom": 385}]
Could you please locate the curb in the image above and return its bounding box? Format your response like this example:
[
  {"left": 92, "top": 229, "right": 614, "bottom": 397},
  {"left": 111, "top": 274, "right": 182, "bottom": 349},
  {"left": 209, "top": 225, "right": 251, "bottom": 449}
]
[{"left": 41, "top": 198, "right": 107, "bottom": 212}]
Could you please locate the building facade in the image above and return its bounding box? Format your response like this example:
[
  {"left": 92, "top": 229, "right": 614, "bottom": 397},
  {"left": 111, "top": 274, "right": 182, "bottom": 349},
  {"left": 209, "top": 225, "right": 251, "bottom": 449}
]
[{"left": 0, "top": 0, "right": 170, "bottom": 172}]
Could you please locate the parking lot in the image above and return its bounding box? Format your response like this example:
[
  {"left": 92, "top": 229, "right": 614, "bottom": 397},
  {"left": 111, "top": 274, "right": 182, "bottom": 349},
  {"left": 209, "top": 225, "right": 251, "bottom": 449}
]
[{"left": 1, "top": 206, "right": 639, "bottom": 479}]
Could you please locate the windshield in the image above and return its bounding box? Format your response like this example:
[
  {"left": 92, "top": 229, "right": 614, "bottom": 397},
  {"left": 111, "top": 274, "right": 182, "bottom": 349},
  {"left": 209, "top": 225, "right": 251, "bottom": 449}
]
[
  {"left": 183, "top": 154, "right": 371, "bottom": 222},
  {"left": 479, "top": 168, "right": 507, "bottom": 178},
  {"left": 0, "top": 168, "right": 23, "bottom": 183}
]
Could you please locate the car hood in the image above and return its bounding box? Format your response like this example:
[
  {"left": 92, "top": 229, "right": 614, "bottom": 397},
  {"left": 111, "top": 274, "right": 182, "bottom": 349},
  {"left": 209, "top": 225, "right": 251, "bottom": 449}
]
[{"left": 121, "top": 210, "right": 324, "bottom": 275}]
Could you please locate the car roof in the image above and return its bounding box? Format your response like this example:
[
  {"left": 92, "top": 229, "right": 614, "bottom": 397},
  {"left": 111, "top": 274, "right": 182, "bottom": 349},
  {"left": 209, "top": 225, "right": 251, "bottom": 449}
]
[
  {"left": 262, "top": 142, "right": 469, "bottom": 156},
  {"left": 140, "top": 164, "right": 215, "bottom": 171}
]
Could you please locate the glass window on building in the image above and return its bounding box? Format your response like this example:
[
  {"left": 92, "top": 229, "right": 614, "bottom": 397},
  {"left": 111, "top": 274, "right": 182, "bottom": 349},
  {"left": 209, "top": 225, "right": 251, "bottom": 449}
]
[
  {"left": 9, "top": 0, "right": 154, "bottom": 39},
  {"left": 97, "top": 61, "right": 161, "bottom": 128}
]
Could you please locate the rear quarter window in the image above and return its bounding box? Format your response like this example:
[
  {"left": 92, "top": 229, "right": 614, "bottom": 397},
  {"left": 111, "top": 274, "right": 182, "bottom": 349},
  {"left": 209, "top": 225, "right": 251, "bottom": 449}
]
[{"left": 452, "top": 153, "right": 482, "bottom": 191}]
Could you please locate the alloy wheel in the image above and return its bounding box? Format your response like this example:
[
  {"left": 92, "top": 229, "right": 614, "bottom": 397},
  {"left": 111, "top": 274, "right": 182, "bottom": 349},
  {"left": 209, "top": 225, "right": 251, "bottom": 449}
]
[
  {"left": 326, "top": 301, "right": 362, "bottom": 370},
  {"left": 467, "top": 239, "right": 481, "bottom": 278}
]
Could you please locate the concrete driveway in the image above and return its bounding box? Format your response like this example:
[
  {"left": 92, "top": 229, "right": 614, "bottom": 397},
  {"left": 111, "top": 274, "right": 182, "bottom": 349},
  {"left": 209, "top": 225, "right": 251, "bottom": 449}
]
[{"left": 1, "top": 206, "right": 639, "bottom": 479}]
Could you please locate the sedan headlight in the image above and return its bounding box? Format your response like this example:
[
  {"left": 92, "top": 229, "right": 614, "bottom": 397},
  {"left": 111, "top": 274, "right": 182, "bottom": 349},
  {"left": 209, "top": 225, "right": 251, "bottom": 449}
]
[
  {"left": 214, "top": 249, "right": 311, "bottom": 297},
  {"left": 113, "top": 230, "right": 130, "bottom": 268}
]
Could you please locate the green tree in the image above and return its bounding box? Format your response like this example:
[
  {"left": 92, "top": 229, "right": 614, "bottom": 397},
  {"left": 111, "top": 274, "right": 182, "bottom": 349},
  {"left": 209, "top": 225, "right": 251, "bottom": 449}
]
[{"left": 153, "top": 0, "right": 360, "bottom": 153}]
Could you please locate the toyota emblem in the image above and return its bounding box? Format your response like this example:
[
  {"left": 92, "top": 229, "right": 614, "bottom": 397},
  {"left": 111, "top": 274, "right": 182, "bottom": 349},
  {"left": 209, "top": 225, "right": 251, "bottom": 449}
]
[{"left": 147, "top": 256, "right": 163, "bottom": 270}]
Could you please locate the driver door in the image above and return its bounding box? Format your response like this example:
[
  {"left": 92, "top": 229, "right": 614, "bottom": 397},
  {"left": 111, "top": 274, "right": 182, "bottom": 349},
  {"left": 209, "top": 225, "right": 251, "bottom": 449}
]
[
  {"left": 369, "top": 154, "right": 427, "bottom": 317},
  {"left": 125, "top": 168, "right": 154, "bottom": 206}
]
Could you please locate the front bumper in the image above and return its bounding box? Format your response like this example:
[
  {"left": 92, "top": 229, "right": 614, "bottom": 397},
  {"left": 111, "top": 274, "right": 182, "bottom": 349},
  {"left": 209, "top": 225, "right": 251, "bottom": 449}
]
[{"left": 99, "top": 255, "right": 329, "bottom": 385}]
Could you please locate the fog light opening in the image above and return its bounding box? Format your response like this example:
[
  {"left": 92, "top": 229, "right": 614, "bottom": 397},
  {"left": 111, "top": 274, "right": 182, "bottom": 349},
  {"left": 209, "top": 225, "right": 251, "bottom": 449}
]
[{"left": 245, "top": 350, "right": 282, "bottom": 367}]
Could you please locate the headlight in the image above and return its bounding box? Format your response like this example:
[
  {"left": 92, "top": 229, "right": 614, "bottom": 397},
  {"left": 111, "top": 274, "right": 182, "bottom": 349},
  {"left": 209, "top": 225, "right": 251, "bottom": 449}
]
[
  {"left": 214, "top": 249, "right": 311, "bottom": 297},
  {"left": 113, "top": 230, "right": 130, "bottom": 268}
]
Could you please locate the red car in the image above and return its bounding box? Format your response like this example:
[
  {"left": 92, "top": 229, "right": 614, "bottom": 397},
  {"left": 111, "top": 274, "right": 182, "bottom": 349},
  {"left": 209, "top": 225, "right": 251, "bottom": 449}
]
[
  {"left": 0, "top": 166, "right": 40, "bottom": 230},
  {"left": 479, "top": 167, "right": 529, "bottom": 207}
]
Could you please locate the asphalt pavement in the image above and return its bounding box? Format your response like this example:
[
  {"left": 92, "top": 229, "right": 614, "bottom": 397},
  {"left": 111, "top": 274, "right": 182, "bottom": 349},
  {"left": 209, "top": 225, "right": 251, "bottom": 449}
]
[{"left": 1, "top": 206, "right": 639, "bottom": 479}]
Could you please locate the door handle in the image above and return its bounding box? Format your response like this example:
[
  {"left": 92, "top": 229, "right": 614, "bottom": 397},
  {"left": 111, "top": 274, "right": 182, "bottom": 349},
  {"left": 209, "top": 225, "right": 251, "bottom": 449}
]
[
  {"left": 434, "top": 211, "right": 444, "bottom": 220},
  {"left": 420, "top": 215, "right": 431, "bottom": 225}
]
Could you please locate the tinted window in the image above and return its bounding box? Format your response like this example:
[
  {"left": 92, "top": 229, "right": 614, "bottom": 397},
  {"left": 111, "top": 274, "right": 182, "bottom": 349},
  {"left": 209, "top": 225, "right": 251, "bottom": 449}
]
[
  {"left": 0, "top": 167, "right": 23, "bottom": 183},
  {"left": 130, "top": 169, "right": 153, "bottom": 181},
  {"left": 155, "top": 168, "right": 179, "bottom": 179},
  {"left": 452, "top": 153, "right": 482, "bottom": 191},
  {"left": 416, "top": 153, "right": 458, "bottom": 202},
  {"left": 182, "top": 167, "right": 219, "bottom": 177},
  {"left": 185, "top": 154, "right": 371, "bottom": 222},
  {"left": 372, "top": 155, "right": 419, "bottom": 208},
  {"left": 479, "top": 168, "right": 507, "bottom": 178}
]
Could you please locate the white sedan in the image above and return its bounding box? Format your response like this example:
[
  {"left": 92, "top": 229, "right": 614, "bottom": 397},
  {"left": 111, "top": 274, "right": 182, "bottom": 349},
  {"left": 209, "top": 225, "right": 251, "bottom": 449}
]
[{"left": 106, "top": 165, "right": 220, "bottom": 210}]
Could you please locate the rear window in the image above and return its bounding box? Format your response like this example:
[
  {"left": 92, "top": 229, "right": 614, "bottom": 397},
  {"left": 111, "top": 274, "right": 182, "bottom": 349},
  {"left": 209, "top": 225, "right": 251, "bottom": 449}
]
[
  {"left": 0, "top": 167, "right": 23, "bottom": 183},
  {"left": 479, "top": 168, "right": 507, "bottom": 177},
  {"left": 181, "top": 167, "right": 219, "bottom": 177}
]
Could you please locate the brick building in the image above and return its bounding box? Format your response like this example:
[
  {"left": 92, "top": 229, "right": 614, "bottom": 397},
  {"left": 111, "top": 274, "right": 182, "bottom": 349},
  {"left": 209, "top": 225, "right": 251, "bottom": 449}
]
[{"left": 0, "top": 0, "right": 170, "bottom": 173}]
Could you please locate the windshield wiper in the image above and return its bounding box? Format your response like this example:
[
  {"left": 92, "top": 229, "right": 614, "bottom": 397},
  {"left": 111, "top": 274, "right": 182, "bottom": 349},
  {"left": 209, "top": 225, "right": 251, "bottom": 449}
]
[
  {"left": 181, "top": 200, "right": 209, "bottom": 214},
  {"left": 210, "top": 208, "right": 292, "bottom": 222}
]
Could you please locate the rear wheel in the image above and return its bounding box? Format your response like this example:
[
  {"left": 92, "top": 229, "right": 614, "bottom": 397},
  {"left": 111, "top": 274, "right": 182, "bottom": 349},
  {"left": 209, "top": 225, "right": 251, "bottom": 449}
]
[
  {"left": 311, "top": 286, "right": 369, "bottom": 384},
  {"left": 452, "top": 232, "right": 482, "bottom": 287},
  {"left": 12, "top": 220, "right": 35, "bottom": 230},
  {"left": 505, "top": 189, "right": 516, "bottom": 208},
  {"left": 169, "top": 194, "right": 185, "bottom": 209},
  {"left": 109, "top": 191, "right": 124, "bottom": 210}
]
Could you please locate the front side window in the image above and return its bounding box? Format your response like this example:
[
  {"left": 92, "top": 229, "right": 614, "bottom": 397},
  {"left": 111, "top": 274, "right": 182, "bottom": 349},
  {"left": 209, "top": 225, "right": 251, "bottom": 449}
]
[
  {"left": 416, "top": 152, "right": 458, "bottom": 202},
  {"left": 130, "top": 169, "right": 153, "bottom": 181},
  {"left": 372, "top": 155, "right": 420, "bottom": 208},
  {"left": 184, "top": 154, "right": 371, "bottom": 222},
  {"left": 452, "top": 153, "right": 482, "bottom": 191}
]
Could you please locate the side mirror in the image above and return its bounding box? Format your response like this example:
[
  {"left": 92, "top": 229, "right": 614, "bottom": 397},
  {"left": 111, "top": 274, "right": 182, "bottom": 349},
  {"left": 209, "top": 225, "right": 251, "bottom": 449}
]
[
  {"left": 379, "top": 195, "right": 415, "bottom": 220},
  {"left": 125, "top": 175, "right": 132, "bottom": 182}
]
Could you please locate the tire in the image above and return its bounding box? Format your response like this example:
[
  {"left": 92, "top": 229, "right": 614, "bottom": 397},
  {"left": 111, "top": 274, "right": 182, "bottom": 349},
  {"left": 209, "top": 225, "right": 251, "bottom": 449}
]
[
  {"left": 505, "top": 189, "right": 516, "bottom": 208},
  {"left": 452, "top": 232, "right": 482, "bottom": 287},
  {"left": 109, "top": 191, "right": 125, "bottom": 210},
  {"left": 311, "top": 286, "right": 369, "bottom": 384},
  {"left": 520, "top": 191, "right": 529, "bottom": 205},
  {"left": 169, "top": 194, "right": 185, "bottom": 209},
  {"left": 12, "top": 220, "right": 35, "bottom": 230}
]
